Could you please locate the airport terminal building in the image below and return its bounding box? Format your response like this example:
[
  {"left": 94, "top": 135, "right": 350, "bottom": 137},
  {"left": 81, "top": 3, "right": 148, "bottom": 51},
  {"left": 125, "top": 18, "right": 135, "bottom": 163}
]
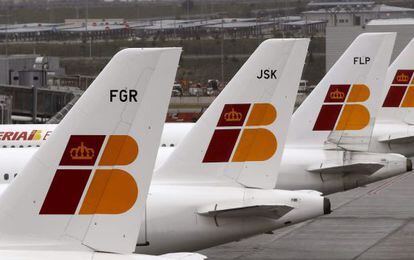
[{"left": 326, "top": 19, "right": 414, "bottom": 71}]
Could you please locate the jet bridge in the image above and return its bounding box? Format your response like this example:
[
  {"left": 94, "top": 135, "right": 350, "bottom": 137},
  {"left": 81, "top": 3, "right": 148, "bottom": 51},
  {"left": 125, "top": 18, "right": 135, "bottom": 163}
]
[{"left": 0, "top": 84, "right": 75, "bottom": 122}]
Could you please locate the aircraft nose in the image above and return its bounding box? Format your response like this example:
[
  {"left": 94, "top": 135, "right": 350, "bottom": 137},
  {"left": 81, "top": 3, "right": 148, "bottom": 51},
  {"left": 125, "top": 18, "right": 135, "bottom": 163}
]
[
  {"left": 407, "top": 158, "right": 413, "bottom": 172},
  {"left": 324, "top": 198, "right": 332, "bottom": 215}
]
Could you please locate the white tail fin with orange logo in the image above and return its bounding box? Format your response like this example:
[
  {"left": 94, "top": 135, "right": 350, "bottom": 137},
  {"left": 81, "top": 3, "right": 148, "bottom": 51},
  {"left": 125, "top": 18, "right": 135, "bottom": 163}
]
[
  {"left": 0, "top": 48, "right": 181, "bottom": 253},
  {"left": 157, "top": 39, "right": 309, "bottom": 189},
  {"left": 287, "top": 33, "right": 396, "bottom": 151},
  {"left": 378, "top": 38, "right": 414, "bottom": 123}
]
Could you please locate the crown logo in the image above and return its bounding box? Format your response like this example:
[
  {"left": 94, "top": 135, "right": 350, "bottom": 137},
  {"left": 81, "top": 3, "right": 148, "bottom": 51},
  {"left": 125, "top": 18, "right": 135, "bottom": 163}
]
[
  {"left": 330, "top": 89, "right": 345, "bottom": 100},
  {"left": 396, "top": 73, "right": 409, "bottom": 82},
  {"left": 70, "top": 142, "right": 94, "bottom": 160},
  {"left": 224, "top": 108, "right": 243, "bottom": 122}
]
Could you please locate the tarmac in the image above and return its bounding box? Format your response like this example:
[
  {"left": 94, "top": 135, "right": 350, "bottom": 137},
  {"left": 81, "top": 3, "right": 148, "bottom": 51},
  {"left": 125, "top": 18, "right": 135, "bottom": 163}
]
[{"left": 199, "top": 172, "right": 414, "bottom": 260}]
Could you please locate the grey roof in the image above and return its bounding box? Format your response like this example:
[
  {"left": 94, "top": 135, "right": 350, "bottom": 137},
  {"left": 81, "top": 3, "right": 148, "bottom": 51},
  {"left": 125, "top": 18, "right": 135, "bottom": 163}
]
[
  {"left": 204, "top": 21, "right": 274, "bottom": 29},
  {"left": 303, "top": 4, "right": 414, "bottom": 14},
  {"left": 275, "top": 16, "right": 302, "bottom": 22},
  {"left": 140, "top": 18, "right": 265, "bottom": 30},
  {"left": 140, "top": 19, "right": 222, "bottom": 30},
  {"left": 308, "top": 1, "right": 375, "bottom": 7},
  {"left": 0, "top": 23, "right": 62, "bottom": 34},
  {"left": 61, "top": 24, "right": 130, "bottom": 32},
  {"left": 0, "top": 27, "right": 52, "bottom": 33},
  {"left": 367, "top": 18, "right": 414, "bottom": 26},
  {"left": 282, "top": 20, "right": 327, "bottom": 26},
  {"left": 0, "top": 23, "right": 60, "bottom": 30},
  {"left": 0, "top": 18, "right": 293, "bottom": 34}
]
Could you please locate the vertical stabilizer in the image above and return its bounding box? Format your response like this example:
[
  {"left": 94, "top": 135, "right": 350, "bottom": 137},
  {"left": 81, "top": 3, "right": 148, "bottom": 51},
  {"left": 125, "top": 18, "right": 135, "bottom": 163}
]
[
  {"left": 287, "top": 33, "right": 396, "bottom": 151},
  {"left": 379, "top": 38, "right": 414, "bottom": 124},
  {"left": 0, "top": 48, "right": 181, "bottom": 254},
  {"left": 157, "top": 39, "right": 309, "bottom": 189}
]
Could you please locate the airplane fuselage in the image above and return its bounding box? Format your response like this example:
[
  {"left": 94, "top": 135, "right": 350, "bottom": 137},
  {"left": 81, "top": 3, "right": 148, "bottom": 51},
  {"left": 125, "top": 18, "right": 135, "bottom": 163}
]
[
  {"left": 0, "top": 124, "right": 409, "bottom": 195},
  {"left": 134, "top": 185, "right": 326, "bottom": 254},
  {"left": 0, "top": 123, "right": 409, "bottom": 255},
  {"left": 275, "top": 147, "right": 409, "bottom": 194},
  {"left": 369, "top": 121, "right": 414, "bottom": 158}
]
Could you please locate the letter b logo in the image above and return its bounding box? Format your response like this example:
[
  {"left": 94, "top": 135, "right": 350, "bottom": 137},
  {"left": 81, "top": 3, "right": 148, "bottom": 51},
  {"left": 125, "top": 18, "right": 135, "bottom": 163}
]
[
  {"left": 203, "top": 103, "right": 277, "bottom": 163},
  {"left": 313, "top": 84, "right": 370, "bottom": 131},
  {"left": 40, "top": 135, "right": 139, "bottom": 215}
]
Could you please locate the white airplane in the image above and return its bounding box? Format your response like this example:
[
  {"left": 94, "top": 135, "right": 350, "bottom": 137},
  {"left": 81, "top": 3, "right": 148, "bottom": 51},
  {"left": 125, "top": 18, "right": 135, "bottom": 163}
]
[
  {"left": 0, "top": 47, "right": 209, "bottom": 259},
  {"left": 156, "top": 36, "right": 414, "bottom": 164},
  {"left": 0, "top": 39, "right": 331, "bottom": 255},
  {"left": 0, "top": 34, "right": 409, "bottom": 196},
  {"left": 0, "top": 33, "right": 408, "bottom": 256},
  {"left": 0, "top": 35, "right": 409, "bottom": 195},
  {"left": 134, "top": 38, "right": 331, "bottom": 254},
  {"left": 366, "top": 38, "right": 414, "bottom": 157},
  {"left": 155, "top": 33, "right": 411, "bottom": 195},
  {"left": 158, "top": 37, "right": 414, "bottom": 165},
  {"left": 128, "top": 33, "right": 408, "bottom": 254},
  {"left": 272, "top": 32, "right": 411, "bottom": 193}
]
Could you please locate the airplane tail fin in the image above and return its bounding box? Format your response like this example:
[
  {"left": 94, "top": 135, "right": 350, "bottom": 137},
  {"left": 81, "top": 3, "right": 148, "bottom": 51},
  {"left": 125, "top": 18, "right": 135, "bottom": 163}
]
[
  {"left": 157, "top": 39, "right": 309, "bottom": 189},
  {"left": 379, "top": 38, "right": 414, "bottom": 123},
  {"left": 287, "top": 33, "right": 396, "bottom": 151},
  {"left": 0, "top": 48, "right": 181, "bottom": 253}
]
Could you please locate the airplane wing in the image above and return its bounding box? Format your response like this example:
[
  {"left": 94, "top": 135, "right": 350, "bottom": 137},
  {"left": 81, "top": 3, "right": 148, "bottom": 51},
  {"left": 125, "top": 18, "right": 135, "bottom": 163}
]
[
  {"left": 377, "top": 133, "right": 414, "bottom": 144},
  {"left": 307, "top": 162, "right": 384, "bottom": 175},
  {"left": 197, "top": 202, "right": 293, "bottom": 219}
]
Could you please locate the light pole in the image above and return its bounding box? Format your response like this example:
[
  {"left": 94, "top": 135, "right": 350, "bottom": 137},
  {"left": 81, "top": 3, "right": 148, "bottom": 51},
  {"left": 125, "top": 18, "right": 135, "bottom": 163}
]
[
  {"left": 85, "top": 0, "right": 91, "bottom": 58},
  {"left": 187, "top": 0, "right": 190, "bottom": 20},
  {"left": 5, "top": 5, "right": 10, "bottom": 56},
  {"left": 221, "top": 18, "right": 224, "bottom": 83}
]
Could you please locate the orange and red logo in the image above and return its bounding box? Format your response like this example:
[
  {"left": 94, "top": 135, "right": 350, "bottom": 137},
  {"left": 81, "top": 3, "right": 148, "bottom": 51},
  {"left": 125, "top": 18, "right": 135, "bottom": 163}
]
[
  {"left": 40, "top": 135, "right": 139, "bottom": 215},
  {"left": 383, "top": 70, "right": 414, "bottom": 107},
  {"left": 203, "top": 103, "right": 277, "bottom": 163},
  {"left": 313, "top": 84, "right": 370, "bottom": 131}
]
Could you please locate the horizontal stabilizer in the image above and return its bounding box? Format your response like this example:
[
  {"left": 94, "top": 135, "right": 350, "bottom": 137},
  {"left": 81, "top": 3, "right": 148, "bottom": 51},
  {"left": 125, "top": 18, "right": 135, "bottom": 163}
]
[
  {"left": 160, "top": 253, "right": 207, "bottom": 260},
  {"left": 378, "top": 134, "right": 414, "bottom": 144},
  {"left": 198, "top": 202, "right": 293, "bottom": 219},
  {"left": 308, "top": 162, "right": 383, "bottom": 175}
]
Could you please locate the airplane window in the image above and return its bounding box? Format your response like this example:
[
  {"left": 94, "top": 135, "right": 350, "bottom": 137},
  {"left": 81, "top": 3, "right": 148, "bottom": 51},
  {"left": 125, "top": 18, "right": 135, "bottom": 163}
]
[
  {"left": 14, "top": 173, "right": 17, "bottom": 178},
  {"left": 161, "top": 144, "right": 166, "bottom": 147},
  {"left": 19, "top": 145, "right": 23, "bottom": 148},
  {"left": 170, "top": 144, "right": 175, "bottom": 147},
  {"left": 36, "top": 145, "right": 40, "bottom": 147},
  {"left": 2, "top": 145, "right": 6, "bottom": 148},
  {"left": 28, "top": 145, "right": 32, "bottom": 147},
  {"left": 11, "top": 145, "right": 15, "bottom": 148},
  {"left": 4, "top": 174, "right": 9, "bottom": 181}
]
